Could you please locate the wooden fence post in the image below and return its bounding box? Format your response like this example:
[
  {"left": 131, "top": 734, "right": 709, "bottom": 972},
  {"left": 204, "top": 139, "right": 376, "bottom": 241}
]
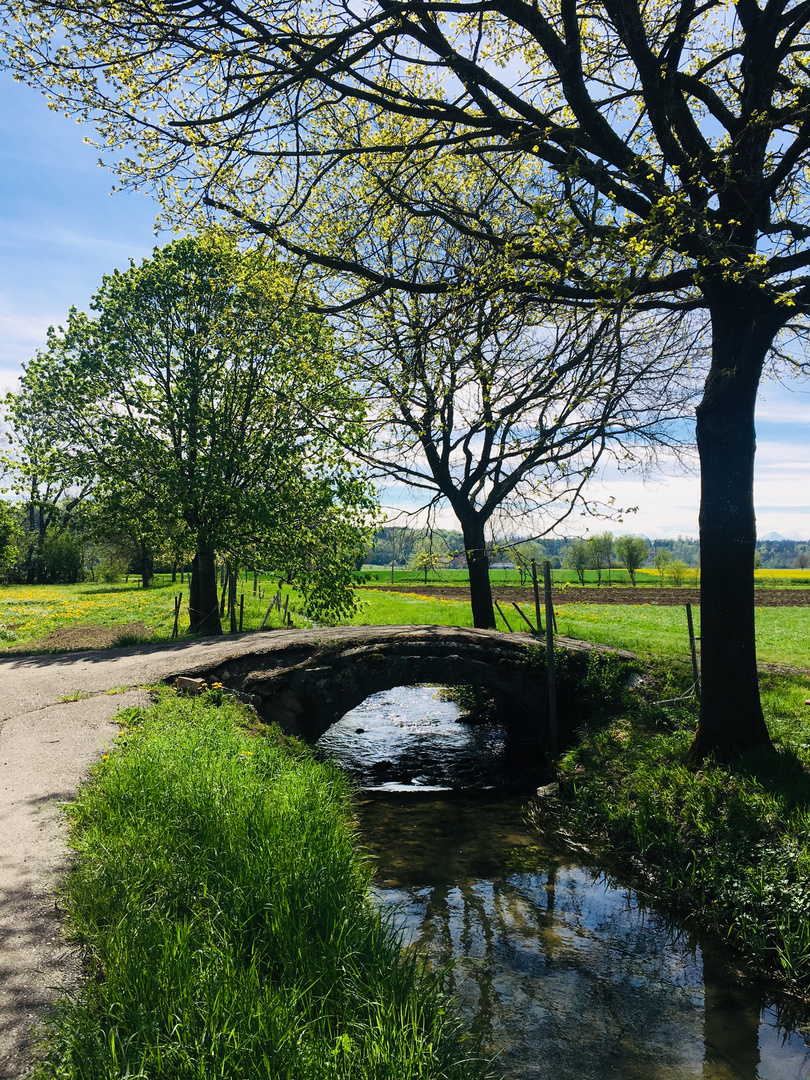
[
  {"left": 259, "top": 600, "right": 274, "bottom": 629},
  {"left": 686, "top": 603, "right": 701, "bottom": 701},
  {"left": 511, "top": 602, "right": 537, "bottom": 634},
  {"left": 171, "top": 593, "right": 182, "bottom": 640},
  {"left": 531, "top": 560, "right": 545, "bottom": 635},
  {"left": 544, "top": 561, "right": 558, "bottom": 758},
  {"left": 494, "top": 599, "right": 513, "bottom": 632}
]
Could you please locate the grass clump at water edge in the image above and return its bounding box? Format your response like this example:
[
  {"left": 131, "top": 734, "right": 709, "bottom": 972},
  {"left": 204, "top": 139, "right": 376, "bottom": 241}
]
[
  {"left": 36, "top": 689, "right": 490, "bottom": 1080},
  {"left": 535, "top": 662, "right": 810, "bottom": 996}
]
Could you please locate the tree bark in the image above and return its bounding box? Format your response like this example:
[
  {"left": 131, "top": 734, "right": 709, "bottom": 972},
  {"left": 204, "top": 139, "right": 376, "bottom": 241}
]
[
  {"left": 460, "top": 516, "right": 495, "bottom": 629},
  {"left": 689, "top": 285, "right": 777, "bottom": 761},
  {"left": 189, "top": 539, "right": 223, "bottom": 635},
  {"left": 139, "top": 543, "right": 154, "bottom": 590}
]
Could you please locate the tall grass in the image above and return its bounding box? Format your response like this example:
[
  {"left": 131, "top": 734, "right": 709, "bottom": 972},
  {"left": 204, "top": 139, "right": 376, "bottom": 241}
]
[{"left": 37, "top": 691, "right": 489, "bottom": 1080}]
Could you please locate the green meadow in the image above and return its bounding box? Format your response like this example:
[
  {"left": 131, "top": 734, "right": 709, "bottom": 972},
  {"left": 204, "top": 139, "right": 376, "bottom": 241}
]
[
  {"left": 347, "top": 588, "right": 808, "bottom": 669},
  {"left": 1, "top": 578, "right": 808, "bottom": 669}
]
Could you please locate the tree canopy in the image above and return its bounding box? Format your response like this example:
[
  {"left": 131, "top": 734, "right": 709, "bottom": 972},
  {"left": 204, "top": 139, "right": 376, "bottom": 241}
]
[
  {"left": 4, "top": 0, "right": 810, "bottom": 750},
  {"left": 615, "top": 535, "right": 651, "bottom": 586},
  {"left": 5, "top": 232, "right": 374, "bottom": 632}
]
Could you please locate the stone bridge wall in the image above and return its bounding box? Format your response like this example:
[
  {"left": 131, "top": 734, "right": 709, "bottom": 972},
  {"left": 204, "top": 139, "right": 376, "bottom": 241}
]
[{"left": 177, "top": 624, "right": 634, "bottom": 750}]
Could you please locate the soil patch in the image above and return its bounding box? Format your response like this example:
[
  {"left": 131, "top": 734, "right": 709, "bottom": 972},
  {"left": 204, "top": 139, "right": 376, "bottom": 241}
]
[
  {"left": 4, "top": 621, "right": 153, "bottom": 654},
  {"left": 361, "top": 585, "right": 810, "bottom": 607}
]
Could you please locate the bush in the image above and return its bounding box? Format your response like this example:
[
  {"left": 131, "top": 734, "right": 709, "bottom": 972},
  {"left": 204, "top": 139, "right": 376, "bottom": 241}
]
[{"left": 39, "top": 532, "right": 84, "bottom": 584}]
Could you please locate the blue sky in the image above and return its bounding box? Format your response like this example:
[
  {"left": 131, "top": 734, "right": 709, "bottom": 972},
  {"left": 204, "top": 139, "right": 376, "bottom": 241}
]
[{"left": 2, "top": 71, "right": 809, "bottom": 540}]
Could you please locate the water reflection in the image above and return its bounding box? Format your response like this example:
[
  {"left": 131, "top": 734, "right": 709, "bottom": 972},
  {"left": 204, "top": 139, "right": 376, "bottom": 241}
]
[
  {"left": 317, "top": 684, "right": 511, "bottom": 791},
  {"left": 320, "top": 687, "right": 810, "bottom": 1080}
]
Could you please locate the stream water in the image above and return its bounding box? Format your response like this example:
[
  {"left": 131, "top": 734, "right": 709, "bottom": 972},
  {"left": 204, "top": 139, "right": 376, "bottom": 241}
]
[{"left": 316, "top": 686, "right": 810, "bottom": 1080}]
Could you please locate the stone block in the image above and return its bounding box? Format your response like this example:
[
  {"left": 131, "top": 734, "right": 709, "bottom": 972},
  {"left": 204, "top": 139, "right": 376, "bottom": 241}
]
[{"left": 175, "top": 676, "right": 207, "bottom": 694}]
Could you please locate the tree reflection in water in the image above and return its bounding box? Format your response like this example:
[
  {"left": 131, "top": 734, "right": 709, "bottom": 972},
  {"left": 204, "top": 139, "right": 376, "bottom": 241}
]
[
  {"left": 359, "top": 797, "right": 810, "bottom": 1080},
  {"left": 324, "top": 687, "right": 810, "bottom": 1080}
]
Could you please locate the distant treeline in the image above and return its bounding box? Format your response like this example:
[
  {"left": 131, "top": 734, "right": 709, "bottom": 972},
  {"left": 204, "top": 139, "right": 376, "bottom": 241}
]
[{"left": 364, "top": 528, "right": 809, "bottom": 571}]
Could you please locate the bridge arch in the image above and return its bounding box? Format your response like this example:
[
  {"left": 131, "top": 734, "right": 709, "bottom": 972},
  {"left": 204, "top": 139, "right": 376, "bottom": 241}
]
[{"left": 175, "top": 624, "right": 634, "bottom": 752}]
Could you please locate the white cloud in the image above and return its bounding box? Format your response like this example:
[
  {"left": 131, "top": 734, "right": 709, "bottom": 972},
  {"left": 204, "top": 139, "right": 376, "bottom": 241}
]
[
  {"left": 0, "top": 304, "right": 54, "bottom": 343},
  {"left": 757, "top": 403, "right": 810, "bottom": 424}
]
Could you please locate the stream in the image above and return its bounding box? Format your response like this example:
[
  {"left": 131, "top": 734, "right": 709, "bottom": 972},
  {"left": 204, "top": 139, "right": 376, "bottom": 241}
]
[{"left": 316, "top": 686, "right": 810, "bottom": 1080}]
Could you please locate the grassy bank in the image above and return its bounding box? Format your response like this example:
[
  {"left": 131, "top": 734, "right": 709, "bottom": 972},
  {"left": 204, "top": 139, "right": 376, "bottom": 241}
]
[
  {"left": 36, "top": 690, "right": 489, "bottom": 1080},
  {"left": 537, "top": 663, "right": 810, "bottom": 996}
]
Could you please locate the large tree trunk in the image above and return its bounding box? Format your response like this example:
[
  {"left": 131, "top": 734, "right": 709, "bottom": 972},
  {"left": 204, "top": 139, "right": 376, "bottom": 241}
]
[
  {"left": 689, "top": 286, "right": 778, "bottom": 761},
  {"left": 459, "top": 516, "right": 495, "bottom": 629},
  {"left": 189, "top": 539, "right": 223, "bottom": 635}
]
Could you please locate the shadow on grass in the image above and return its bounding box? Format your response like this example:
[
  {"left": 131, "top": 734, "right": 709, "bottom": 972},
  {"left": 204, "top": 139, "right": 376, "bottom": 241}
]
[{"left": 733, "top": 744, "right": 810, "bottom": 812}]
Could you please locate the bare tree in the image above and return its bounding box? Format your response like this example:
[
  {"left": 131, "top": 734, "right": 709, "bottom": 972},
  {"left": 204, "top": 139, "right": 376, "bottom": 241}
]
[{"left": 344, "top": 283, "right": 700, "bottom": 626}]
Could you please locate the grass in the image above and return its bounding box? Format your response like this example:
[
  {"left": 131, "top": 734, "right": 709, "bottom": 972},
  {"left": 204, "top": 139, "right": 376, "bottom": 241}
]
[
  {"left": 2, "top": 579, "right": 808, "bottom": 668},
  {"left": 57, "top": 690, "right": 91, "bottom": 703},
  {"left": 0, "top": 582, "right": 180, "bottom": 646},
  {"left": 36, "top": 689, "right": 490, "bottom": 1080},
  {"left": 0, "top": 579, "right": 303, "bottom": 651},
  {"left": 345, "top": 589, "right": 810, "bottom": 668},
  {"left": 535, "top": 661, "right": 810, "bottom": 996}
]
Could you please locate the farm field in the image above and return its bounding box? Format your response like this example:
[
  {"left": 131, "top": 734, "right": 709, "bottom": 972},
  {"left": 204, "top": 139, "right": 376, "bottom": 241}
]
[
  {"left": 0, "top": 577, "right": 808, "bottom": 669},
  {"left": 362, "top": 583, "right": 810, "bottom": 606},
  {"left": 349, "top": 587, "right": 809, "bottom": 668},
  {"left": 360, "top": 566, "right": 810, "bottom": 589}
]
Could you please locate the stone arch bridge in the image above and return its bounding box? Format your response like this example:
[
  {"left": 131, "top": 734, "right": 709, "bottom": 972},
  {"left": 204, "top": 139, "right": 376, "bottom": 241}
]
[{"left": 173, "top": 625, "right": 634, "bottom": 749}]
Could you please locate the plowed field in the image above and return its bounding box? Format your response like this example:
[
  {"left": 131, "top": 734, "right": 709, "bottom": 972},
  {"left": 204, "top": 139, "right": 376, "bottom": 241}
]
[{"left": 362, "top": 585, "right": 810, "bottom": 606}]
